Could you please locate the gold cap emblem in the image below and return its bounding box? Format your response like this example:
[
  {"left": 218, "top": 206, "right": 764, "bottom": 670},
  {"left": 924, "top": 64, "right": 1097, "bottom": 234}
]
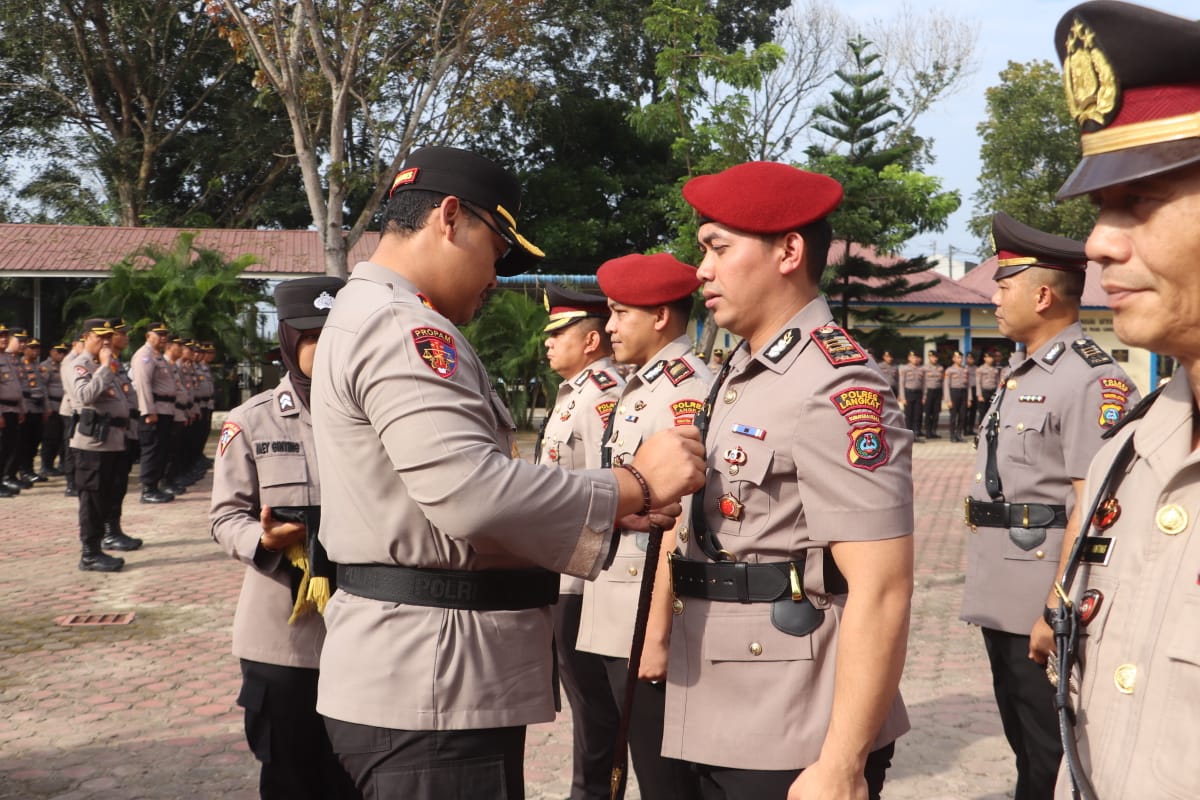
[{"left": 1063, "top": 18, "right": 1118, "bottom": 130}]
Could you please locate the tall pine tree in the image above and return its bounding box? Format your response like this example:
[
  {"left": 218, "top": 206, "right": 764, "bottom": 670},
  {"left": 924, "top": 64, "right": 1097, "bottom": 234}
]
[{"left": 806, "top": 37, "right": 959, "bottom": 344}]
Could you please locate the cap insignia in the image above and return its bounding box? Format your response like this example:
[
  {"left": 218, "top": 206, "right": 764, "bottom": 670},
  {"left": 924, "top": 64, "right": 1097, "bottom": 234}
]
[
  {"left": 312, "top": 291, "right": 335, "bottom": 312},
  {"left": 1063, "top": 17, "right": 1118, "bottom": 130}
]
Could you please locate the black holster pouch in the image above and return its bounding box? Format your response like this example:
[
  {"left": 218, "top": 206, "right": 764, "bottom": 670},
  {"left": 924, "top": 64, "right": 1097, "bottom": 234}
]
[
  {"left": 771, "top": 596, "right": 825, "bottom": 638},
  {"left": 76, "top": 408, "right": 110, "bottom": 441}
]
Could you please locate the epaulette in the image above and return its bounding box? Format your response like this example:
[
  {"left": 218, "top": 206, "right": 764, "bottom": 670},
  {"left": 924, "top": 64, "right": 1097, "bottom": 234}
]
[
  {"left": 664, "top": 358, "right": 695, "bottom": 386},
  {"left": 590, "top": 370, "right": 618, "bottom": 390},
  {"left": 1101, "top": 383, "right": 1166, "bottom": 440},
  {"left": 809, "top": 325, "right": 867, "bottom": 367},
  {"left": 1072, "top": 337, "right": 1113, "bottom": 367}
]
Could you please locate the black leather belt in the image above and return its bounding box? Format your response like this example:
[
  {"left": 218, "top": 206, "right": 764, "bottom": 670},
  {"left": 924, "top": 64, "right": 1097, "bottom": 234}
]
[
  {"left": 671, "top": 551, "right": 848, "bottom": 603},
  {"left": 336, "top": 563, "right": 559, "bottom": 611},
  {"left": 175, "top": 403, "right": 191, "bottom": 410},
  {"left": 153, "top": 393, "right": 174, "bottom": 402},
  {"left": 965, "top": 497, "right": 1068, "bottom": 529},
  {"left": 0, "top": 400, "right": 19, "bottom": 409},
  {"left": 109, "top": 417, "right": 130, "bottom": 429}
]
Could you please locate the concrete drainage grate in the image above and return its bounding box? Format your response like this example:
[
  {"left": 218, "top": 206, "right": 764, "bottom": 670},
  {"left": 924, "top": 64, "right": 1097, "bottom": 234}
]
[{"left": 56, "top": 612, "right": 136, "bottom": 627}]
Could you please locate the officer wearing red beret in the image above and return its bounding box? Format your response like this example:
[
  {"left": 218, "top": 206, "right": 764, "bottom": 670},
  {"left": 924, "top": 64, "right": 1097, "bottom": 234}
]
[
  {"left": 1048, "top": 4, "right": 1200, "bottom": 798},
  {"left": 585, "top": 253, "right": 710, "bottom": 799},
  {"left": 662, "top": 162, "right": 915, "bottom": 799}
]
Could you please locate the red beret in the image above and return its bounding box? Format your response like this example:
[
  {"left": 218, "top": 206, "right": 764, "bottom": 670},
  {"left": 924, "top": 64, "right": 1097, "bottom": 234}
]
[
  {"left": 596, "top": 253, "right": 700, "bottom": 307},
  {"left": 682, "top": 162, "right": 843, "bottom": 234}
]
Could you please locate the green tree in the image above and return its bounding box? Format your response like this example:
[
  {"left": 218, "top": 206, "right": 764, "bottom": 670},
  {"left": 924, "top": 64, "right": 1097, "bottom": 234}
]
[
  {"left": 64, "top": 232, "right": 269, "bottom": 359},
  {"left": 805, "top": 37, "right": 959, "bottom": 346},
  {"left": 970, "top": 60, "right": 1096, "bottom": 245},
  {"left": 461, "top": 290, "right": 554, "bottom": 430}
]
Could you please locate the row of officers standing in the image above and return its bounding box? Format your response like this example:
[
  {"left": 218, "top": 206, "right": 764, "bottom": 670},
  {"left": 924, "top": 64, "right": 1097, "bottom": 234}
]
[
  {"left": 206, "top": 4, "right": 1197, "bottom": 798},
  {"left": 0, "top": 318, "right": 217, "bottom": 571}
]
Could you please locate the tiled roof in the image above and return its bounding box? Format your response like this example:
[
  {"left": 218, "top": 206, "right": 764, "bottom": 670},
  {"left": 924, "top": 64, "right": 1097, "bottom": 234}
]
[
  {"left": 959, "top": 255, "right": 1112, "bottom": 309},
  {"left": 0, "top": 223, "right": 378, "bottom": 277}
]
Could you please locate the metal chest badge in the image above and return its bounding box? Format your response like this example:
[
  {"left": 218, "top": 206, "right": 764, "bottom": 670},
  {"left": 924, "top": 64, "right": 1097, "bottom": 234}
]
[
  {"left": 718, "top": 493, "right": 743, "bottom": 521},
  {"left": 1093, "top": 496, "right": 1120, "bottom": 530}
]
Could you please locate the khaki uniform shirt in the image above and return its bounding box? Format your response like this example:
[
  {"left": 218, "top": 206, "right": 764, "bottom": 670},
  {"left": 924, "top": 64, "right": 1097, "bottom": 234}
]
[
  {"left": 0, "top": 352, "right": 26, "bottom": 414},
  {"left": 18, "top": 358, "right": 46, "bottom": 413},
  {"left": 210, "top": 374, "right": 325, "bottom": 669},
  {"left": 193, "top": 362, "right": 215, "bottom": 411},
  {"left": 168, "top": 358, "right": 192, "bottom": 418},
  {"left": 976, "top": 363, "right": 1001, "bottom": 398},
  {"left": 922, "top": 363, "right": 944, "bottom": 398},
  {"left": 662, "top": 296, "right": 913, "bottom": 770},
  {"left": 311, "top": 262, "right": 620, "bottom": 731},
  {"left": 1055, "top": 376, "right": 1198, "bottom": 799},
  {"left": 962, "top": 322, "right": 1139, "bottom": 634},
  {"left": 943, "top": 364, "right": 970, "bottom": 393},
  {"left": 111, "top": 359, "right": 138, "bottom": 440},
  {"left": 899, "top": 363, "right": 923, "bottom": 392},
  {"left": 878, "top": 361, "right": 899, "bottom": 394},
  {"left": 40, "top": 357, "right": 64, "bottom": 414},
  {"left": 65, "top": 352, "right": 130, "bottom": 453},
  {"left": 130, "top": 342, "right": 176, "bottom": 417},
  {"left": 538, "top": 357, "right": 626, "bottom": 595},
  {"left": 577, "top": 338, "right": 711, "bottom": 657},
  {"left": 59, "top": 358, "right": 75, "bottom": 419}
]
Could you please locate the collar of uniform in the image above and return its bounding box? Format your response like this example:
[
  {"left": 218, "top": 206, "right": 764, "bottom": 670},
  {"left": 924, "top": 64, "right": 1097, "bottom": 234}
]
[
  {"left": 1025, "top": 321, "right": 1086, "bottom": 375},
  {"left": 349, "top": 261, "right": 423, "bottom": 303},
  {"left": 748, "top": 295, "right": 830, "bottom": 374},
  {"left": 634, "top": 335, "right": 695, "bottom": 388},
  {"left": 1132, "top": 374, "right": 1195, "bottom": 474}
]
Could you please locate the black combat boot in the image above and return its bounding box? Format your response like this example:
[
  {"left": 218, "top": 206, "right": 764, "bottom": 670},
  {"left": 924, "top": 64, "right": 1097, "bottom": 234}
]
[
  {"left": 140, "top": 482, "right": 173, "bottom": 504},
  {"left": 102, "top": 521, "right": 143, "bottom": 551},
  {"left": 79, "top": 543, "right": 125, "bottom": 572}
]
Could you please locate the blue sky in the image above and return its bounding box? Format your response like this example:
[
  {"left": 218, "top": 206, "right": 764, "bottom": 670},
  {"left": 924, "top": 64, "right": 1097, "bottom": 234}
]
[{"left": 833, "top": 0, "right": 1196, "bottom": 261}]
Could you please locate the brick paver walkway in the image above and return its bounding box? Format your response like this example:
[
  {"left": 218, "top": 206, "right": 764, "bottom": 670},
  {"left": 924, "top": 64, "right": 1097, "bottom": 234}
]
[{"left": 0, "top": 433, "right": 1013, "bottom": 799}]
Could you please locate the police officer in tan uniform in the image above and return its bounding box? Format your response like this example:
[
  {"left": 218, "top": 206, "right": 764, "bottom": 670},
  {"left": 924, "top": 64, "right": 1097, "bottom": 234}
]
[
  {"left": 211, "top": 277, "right": 357, "bottom": 800},
  {"left": 65, "top": 319, "right": 135, "bottom": 572},
  {"left": 584, "top": 252, "right": 710, "bottom": 799},
  {"left": 58, "top": 337, "right": 83, "bottom": 497},
  {"left": 102, "top": 319, "right": 142, "bottom": 552},
  {"left": 943, "top": 351, "right": 971, "bottom": 443},
  {"left": 961, "top": 212, "right": 1139, "bottom": 800},
  {"left": 662, "top": 161, "right": 914, "bottom": 799},
  {"left": 40, "top": 342, "right": 68, "bottom": 478},
  {"left": 898, "top": 350, "right": 925, "bottom": 440},
  {"left": 16, "top": 337, "right": 47, "bottom": 483},
  {"left": 1047, "top": 4, "right": 1200, "bottom": 797},
  {"left": 975, "top": 351, "right": 1001, "bottom": 430},
  {"left": 877, "top": 350, "right": 899, "bottom": 396},
  {"left": 130, "top": 321, "right": 177, "bottom": 503},
  {"left": 0, "top": 324, "right": 28, "bottom": 496},
  {"left": 310, "top": 146, "right": 705, "bottom": 798},
  {"left": 162, "top": 338, "right": 193, "bottom": 496},
  {"left": 536, "top": 283, "right": 628, "bottom": 800},
  {"left": 921, "top": 350, "right": 945, "bottom": 438}
]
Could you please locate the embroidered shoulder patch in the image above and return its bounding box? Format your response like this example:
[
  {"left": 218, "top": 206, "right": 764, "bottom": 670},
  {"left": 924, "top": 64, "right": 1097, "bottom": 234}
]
[
  {"left": 277, "top": 391, "right": 295, "bottom": 412},
  {"left": 1073, "top": 338, "right": 1113, "bottom": 367},
  {"left": 218, "top": 421, "right": 242, "bottom": 457},
  {"left": 810, "top": 326, "right": 868, "bottom": 367},
  {"left": 591, "top": 370, "right": 617, "bottom": 390},
  {"left": 595, "top": 400, "right": 616, "bottom": 425},
  {"left": 764, "top": 328, "right": 801, "bottom": 363},
  {"left": 1098, "top": 377, "right": 1131, "bottom": 429},
  {"left": 74, "top": 364, "right": 89, "bottom": 376},
  {"left": 671, "top": 399, "right": 704, "bottom": 427},
  {"left": 665, "top": 359, "right": 695, "bottom": 385},
  {"left": 411, "top": 326, "right": 458, "bottom": 378},
  {"left": 830, "top": 387, "right": 890, "bottom": 471}
]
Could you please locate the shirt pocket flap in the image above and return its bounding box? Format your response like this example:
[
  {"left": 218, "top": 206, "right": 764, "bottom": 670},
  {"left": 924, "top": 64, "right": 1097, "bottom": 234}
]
[
  {"left": 257, "top": 453, "right": 308, "bottom": 488},
  {"left": 606, "top": 551, "right": 648, "bottom": 583},
  {"left": 702, "top": 613, "right": 814, "bottom": 663}
]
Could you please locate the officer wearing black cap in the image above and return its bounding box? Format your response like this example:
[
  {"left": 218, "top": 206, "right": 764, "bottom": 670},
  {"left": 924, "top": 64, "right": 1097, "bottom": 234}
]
[
  {"left": 960, "top": 212, "right": 1138, "bottom": 800},
  {"left": 64, "top": 319, "right": 134, "bottom": 571},
  {"left": 310, "top": 146, "right": 705, "bottom": 798},
  {"left": 15, "top": 336, "right": 47, "bottom": 484},
  {"left": 39, "top": 342, "right": 70, "bottom": 477},
  {"left": 211, "top": 276, "right": 357, "bottom": 800},
  {"left": 536, "top": 283, "right": 628, "bottom": 800},
  {"left": 1048, "top": 4, "right": 1200, "bottom": 798},
  {"left": 102, "top": 319, "right": 142, "bottom": 552},
  {"left": 0, "top": 323, "right": 29, "bottom": 496},
  {"left": 130, "top": 320, "right": 178, "bottom": 503}
]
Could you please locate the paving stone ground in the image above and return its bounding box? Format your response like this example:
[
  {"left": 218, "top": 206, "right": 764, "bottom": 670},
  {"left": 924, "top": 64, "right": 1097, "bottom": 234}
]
[{"left": 0, "top": 427, "right": 1014, "bottom": 800}]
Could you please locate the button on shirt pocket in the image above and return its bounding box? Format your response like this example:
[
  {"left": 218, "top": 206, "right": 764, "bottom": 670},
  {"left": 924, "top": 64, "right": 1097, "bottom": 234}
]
[
  {"left": 710, "top": 438, "right": 774, "bottom": 538},
  {"left": 1004, "top": 411, "right": 1048, "bottom": 466},
  {"left": 703, "top": 612, "right": 813, "bottom": 663}
]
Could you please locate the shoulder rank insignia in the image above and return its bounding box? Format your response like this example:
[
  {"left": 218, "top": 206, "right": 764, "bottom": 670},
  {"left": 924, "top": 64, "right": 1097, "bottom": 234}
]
[
  {"left": 574, "top": 370, "right": 590, "bottom": 387},
  {"left": 1098, "top": 377, "right": 1132, "bottom": 429},
  {"left": 830, "top": 387, "right": 890, "bottom": 471},
  {"left": 642, "top": 360, "right": 666, "bottom": 383},
  {"left": 671, "top": 399, "right": 703, "bottom": 426},
  {"left": 411, "top": 326, "right": 458, "bottom": 378},
  {"left": 1073, "top": 338, "right": 1112, "bottom": 367},
  {"left": 595, "top": 400, "right": 616, "bottom": 425},
  {"left": 1042, "top": 341, "right": 1066, "bottom": 365},
  {"left": 810, "top": 326, "right": 868, "bottom": 367},
  {"left": 665, "top": 359, "right": 695, "bottom": 386},
  {"left": 278, "top": 391, "right": 296, "bottom": 413},
  {"left": 764, "top": 328, "right": 801, "bottom": 363},
  {"left": 217, "top": 421, "right": 242, "bottom": 457},
  {"left": 590, "top": 370, "right": 617, "bottom": 390}
]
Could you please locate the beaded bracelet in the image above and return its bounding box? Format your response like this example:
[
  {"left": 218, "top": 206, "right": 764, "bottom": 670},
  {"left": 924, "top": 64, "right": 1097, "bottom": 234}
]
[{"left": 618, "top": 463, "right": 652, "bottom": 516}]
